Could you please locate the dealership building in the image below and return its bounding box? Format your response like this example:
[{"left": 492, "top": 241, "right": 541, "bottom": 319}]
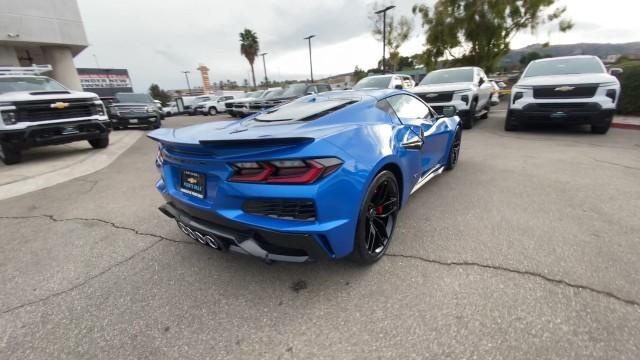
[{"left": 0, "top": 0, "right": 88, "bottom": 90}]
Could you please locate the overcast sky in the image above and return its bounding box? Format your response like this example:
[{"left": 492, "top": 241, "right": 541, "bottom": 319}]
[{"left": 74, "top": 0, "right": 640, "bottom": 92}]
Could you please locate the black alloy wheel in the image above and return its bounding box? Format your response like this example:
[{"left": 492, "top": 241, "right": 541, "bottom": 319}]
[
  {"left": 446, "top": 127, "right": 462, "bottom": 170},
  {"left": 352, "top": 171, "right": 400, "bottom": 264},
  {"left": 463, "top": 100, "right": 477, "bottom": 129}
]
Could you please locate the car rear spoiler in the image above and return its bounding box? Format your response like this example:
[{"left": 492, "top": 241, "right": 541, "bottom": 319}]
[{"left": 198, "top": 137, "right": 314, "bottom": 147}]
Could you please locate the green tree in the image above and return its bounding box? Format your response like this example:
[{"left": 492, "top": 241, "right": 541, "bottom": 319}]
[
  {"left": 412, "top": 0, "right": 573, "bottom": 72},
  {"left": 370, "top": 2, "right": 414, "bottom": 72},
  {"left": 519, "top": 51, "right": 552, "bottom": 67},
  {"left": 239, "top": 29, "right": 260, "bottom": 87},
  {"left": 148, "top": 83, "right": 171, "bottom": 105},
  {"left": 353, "top": 66, "right": 367, "bottom": 83}
]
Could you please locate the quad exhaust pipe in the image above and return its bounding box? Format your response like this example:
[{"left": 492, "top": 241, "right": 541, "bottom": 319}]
[{"left": 177, "top": 221, "right": 225, "bottom": 250}]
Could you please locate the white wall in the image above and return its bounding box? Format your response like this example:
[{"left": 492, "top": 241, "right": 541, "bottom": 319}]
[{"left": 0, "top": 0, "right": 88, "bottom": 51}]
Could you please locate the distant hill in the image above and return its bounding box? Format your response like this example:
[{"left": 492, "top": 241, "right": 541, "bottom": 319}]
[{"left": 501, "top": 42, "right": 640, "bottom": 66}]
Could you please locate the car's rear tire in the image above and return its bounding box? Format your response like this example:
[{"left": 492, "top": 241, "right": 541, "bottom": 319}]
[
  {"left": 350, "top": 171, "right": 400, "bottom": 265},
  {"left": 462, "top": 100, "right": 477, "bottom": 129},
  {"left": 88, "top": 136, "right": 109, "bottom": 149},
  {"left": 0, "top": 143, "right": 22, "bottom": 165},
  {"left": 208, "top": 107, "right": 218, "bottom": 116},
  {"left": 445, "top": 127, "right": 462, "bottom": 170},
  {"left": 591, "top": 122, "right": 611, "bottom": 134}
]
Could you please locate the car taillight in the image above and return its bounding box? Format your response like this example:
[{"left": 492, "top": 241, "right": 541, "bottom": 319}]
[{"left": 229, "top": 157, "right": 342, "bottom": 184}]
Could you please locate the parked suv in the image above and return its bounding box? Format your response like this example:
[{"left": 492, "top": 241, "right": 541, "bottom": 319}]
[
  {"left": 225, "top": 90, "right": 265, "bottom": 117},
  {"left": 411, "top": 67, "right": 493, "bottom": 129},
  {"left": 259, "top": 83, "right": 332, "bottom": 111},
  {"left": 0, "top": 65, "right": 110, "bottom": 165},
  {"left": 198, "top": 95, "right": 236, "bottom": 115},
  {"left": 352, "top": 74, "right": 415, "bottom": 90},
  {"left": 109, "top": 92, "right": 162, "bottom": 130},
  {"left": 506, "top": 56, "right": 621, "bottom": 134}
]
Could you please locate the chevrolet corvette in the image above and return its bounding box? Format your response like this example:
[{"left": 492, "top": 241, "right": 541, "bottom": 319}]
[{"left": 148, "top": 89, "right": 461, "bottom": 264}]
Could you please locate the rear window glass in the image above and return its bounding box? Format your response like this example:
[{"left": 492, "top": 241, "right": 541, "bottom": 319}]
[
  {"left": 254, "top": 99, "right": 356, "bottom": 122},
  {"left": 523, "top": 58, "right": 605, "bottom": 77},
  {"left": 353, "top": 76, "right": 392, "bottom": 90}
]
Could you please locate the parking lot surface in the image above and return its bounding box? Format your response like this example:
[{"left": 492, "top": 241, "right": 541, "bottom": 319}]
[{"left": 1, "top": 107, "right": 640, "bottom": 359}]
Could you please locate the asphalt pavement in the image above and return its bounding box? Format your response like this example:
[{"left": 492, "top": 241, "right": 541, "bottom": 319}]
[{"left": 1, "top": 106, "right": 639, "bottom": 359}]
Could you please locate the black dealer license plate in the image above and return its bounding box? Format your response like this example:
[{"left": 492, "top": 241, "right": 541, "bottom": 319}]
[{"left": 180, "top": 170, "right": 206, "bottom": 198}]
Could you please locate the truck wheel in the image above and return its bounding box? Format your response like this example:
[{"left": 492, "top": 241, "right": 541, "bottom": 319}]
[
  {"left": 0, "top": 143, "right": 22, "bottom": 165},
  {"left": 480, "top": 103, "right": 490, "bottom": 119},
  {"left": 208, "top": 107, "right": 218, "bottom": 116},
  {"left": 591, "top": 123, "right": 611, "bottom": 134},
  {"left": 504, "top": 114, "right": 518, "bottom": 131},
  {"left": 89, "top": 136, "right": 109, "bottom": 149},
  {"left": 462, "top": 100, "right": 477, "bottom": 129}
]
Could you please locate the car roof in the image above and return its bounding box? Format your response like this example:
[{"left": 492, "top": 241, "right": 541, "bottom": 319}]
[
  {"left": 531, "top": 55, "right": 598, "bottom": 63},
  {"left": 430, "top": 66, "right": 478, "bottom": 72}
]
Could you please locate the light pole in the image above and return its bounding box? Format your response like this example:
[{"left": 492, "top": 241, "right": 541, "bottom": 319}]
[
  {"left": 260, "top": 52, "right": 269, "bottom": 88},
  {"left": 181, "top": 70, "right": 192, "bottom": 94},
  {"left": 375, "top": 5, "right": 395, "bottom": 73},
  {"left": 304, "top": 35, "right": 315, "bottom": 82}
]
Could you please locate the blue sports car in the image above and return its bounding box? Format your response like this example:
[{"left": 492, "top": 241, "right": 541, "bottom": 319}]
[{"left": 148, "top": 89, "right": 461, "bottom": 264}]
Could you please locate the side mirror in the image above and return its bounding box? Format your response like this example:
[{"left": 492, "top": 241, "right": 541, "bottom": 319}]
[
  {"left": 401, "top": 128, "right": 424, "bottom": 150},
  {"left": 478, "top": 78, "right": 485, "bottom": 86},
  {"left": 609, "top": 68, "right": 623, "bottom": 76},
  {"left": 442, "top": 106, "right": 457, "bottom": 118},
  {"left": 394, "top": 84, "right": 403, "bottom": 90}
]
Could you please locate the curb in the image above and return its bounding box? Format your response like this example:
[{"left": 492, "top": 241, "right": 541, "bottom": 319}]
[{"left": 611, "top": 122, "right": 640, "bottom": 130}]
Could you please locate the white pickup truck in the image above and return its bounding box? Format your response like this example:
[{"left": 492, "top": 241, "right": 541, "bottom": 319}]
[
  {"left": 507, "top": 55, "right": 621, "bottom": 134},
  {"left": 0, "top": 65, "right": 110, "bottom": 165},
  {"left": 411, "top": 67, "right": 494, "bottom": 129}
]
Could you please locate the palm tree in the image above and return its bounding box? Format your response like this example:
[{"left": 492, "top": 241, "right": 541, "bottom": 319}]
[{"left": 239, "top": 29, "right": 260, "bottom": 88}]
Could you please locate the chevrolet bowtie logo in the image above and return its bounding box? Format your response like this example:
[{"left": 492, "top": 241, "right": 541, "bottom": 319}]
[
  {"left": 50, "top": 102, "right": 70, "bottom": 109},
  {"left": 186, "top": 177, "right": 198, "bottom": 184},
  {"left": 425, "top": 93, "right": 438, "bottom": 98},
  {"left": 554, "top": 86, "right": 575, "bottom": 92}
]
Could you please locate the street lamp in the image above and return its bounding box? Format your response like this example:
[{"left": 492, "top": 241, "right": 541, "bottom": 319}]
[
  {"left": 181, "top": 70, "right": 192, "bottom": 95},
  {"left": 304, "top": 35, "right": 315, "bottom": 82},
  {"left": 260, "top": 52, "right": 269, "bottom": 88},
  {"left": 375, "top": 5, "right": 395, "bottom": 73}
]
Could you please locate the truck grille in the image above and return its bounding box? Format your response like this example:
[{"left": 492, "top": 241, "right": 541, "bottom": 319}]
[
  {"left": 243, "top": 200, "right": 316, "bottom": 221},
  {"left": 537, "top": 103, "right": 589, "bottom": 109},
  {"left": 249, "top": 103, "right": 263, "bottom": 110},
  {"left": 417, "top": 92, "right": 454, "bottom": 103},
  {"left": 533, "top": 85, "right": 598, "bottom": 99},
  {"left": 15, "top": 99, "right": 97, "bottom": 122},
  {"left": 233, "top": 104, "right": 245, "bottom": 109}
]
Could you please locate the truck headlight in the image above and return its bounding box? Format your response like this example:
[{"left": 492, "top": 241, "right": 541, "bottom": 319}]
[
  {"left": 146, "top": 106, "right": 155, "bottom": 113},
  {"left": 1, "top": 111, "right": 17, "bottom": 125}
]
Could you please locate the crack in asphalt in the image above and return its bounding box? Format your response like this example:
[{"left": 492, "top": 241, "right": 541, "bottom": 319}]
[
  {"left": 1, "top": 214, "right": 639, "bottom": 313},
  {"left": 385, "top": 253, "right": 640, "bottom": 308},
  {"left": 0, "top": 214, "right": 193, "bottom": 315},
  {"left": 590, "top": 158, "right": 640, "bottom": 172}
]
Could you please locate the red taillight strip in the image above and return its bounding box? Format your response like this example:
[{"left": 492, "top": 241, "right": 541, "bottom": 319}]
[
  {"left": 229, "top": 162, "right": 275, "bottom": 182},
  {"left": 265, "top": 160, "right": 324, "bottom": 184}
]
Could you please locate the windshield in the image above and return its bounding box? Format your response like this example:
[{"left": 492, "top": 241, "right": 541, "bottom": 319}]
[
  {"left": 263, "top": 89, "right": 284, "bottom": 99},
  {"left": 115, "top": 93, "right": 154, "bottom": 103},
  {"left": 419, "top": 69, "right": 474, "bottom": 85},
  {"left": 523, "top": 58, "right": 605, "bottom": 77},
  {"left": 280, "top": 84, "right": 308, "bottom": 98},
  {"left": 0, "top": 77, "right": 67, "bottom": 94},
  {"left": 247, "top": 91, "right": 264, "bottom": 98},
  {"left": 353, "top": 76, "right": 392, "bottom": 90}
]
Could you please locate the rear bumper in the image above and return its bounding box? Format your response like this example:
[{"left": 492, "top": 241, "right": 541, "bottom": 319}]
[
  {"left": 509, "top": 103, "right": 615, "bottom": 125},
  {"left": 0, "top": 119, "right": 110, "bottom": 149},
  {"left": 159, "top": 199, "right": 332, "bottom": 262}
]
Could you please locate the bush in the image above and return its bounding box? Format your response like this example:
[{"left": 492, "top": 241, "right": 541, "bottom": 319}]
[{"left": 617, "top": 62, "right": 640, "bottom": 115}]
